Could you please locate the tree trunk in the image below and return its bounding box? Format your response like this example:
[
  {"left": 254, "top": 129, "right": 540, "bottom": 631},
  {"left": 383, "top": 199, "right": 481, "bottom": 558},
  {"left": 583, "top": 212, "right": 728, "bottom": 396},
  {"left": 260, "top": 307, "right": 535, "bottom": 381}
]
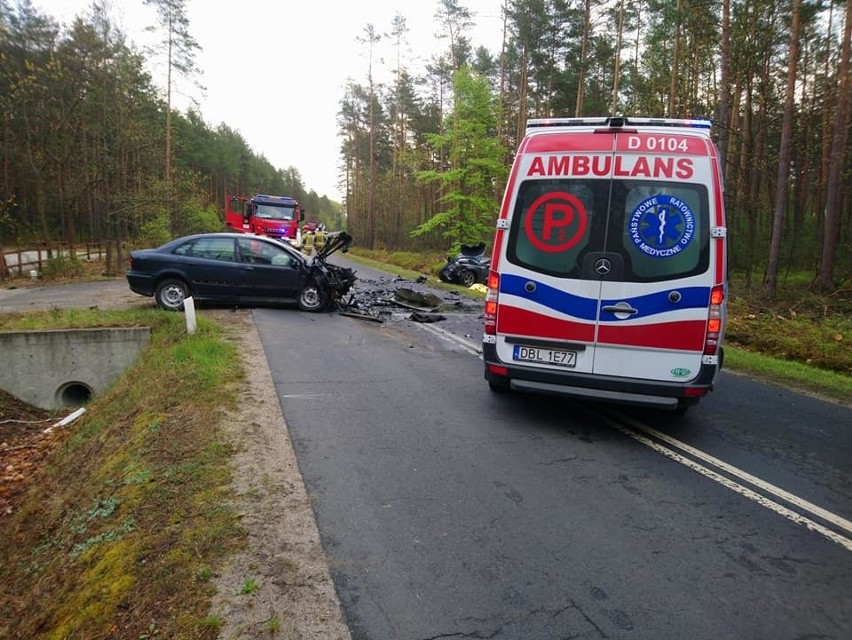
[
  {"left": 668, "top": 0, "right": 683, "bottom": 117},
  {"left": 575, "top": 0, "right": 591, "bottom": 116},
  {"left": 817, "top": 0, "right": 852, "bottom": 291},
  {"left": 717, "top": 0, "right": 732, "bottom": 171},
  {"left": 611, "top": 0, "right": 625, "bottom": 114},
  {"left": 764, "top": 0, "right": 801, "bottom": 299}
]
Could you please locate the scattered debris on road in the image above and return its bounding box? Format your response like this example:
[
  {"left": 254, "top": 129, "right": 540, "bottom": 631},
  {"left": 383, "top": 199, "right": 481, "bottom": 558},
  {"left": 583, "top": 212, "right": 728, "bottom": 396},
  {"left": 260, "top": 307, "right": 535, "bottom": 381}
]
[{"left": 334, "top": 275, "right": 481, "bottom": 323}]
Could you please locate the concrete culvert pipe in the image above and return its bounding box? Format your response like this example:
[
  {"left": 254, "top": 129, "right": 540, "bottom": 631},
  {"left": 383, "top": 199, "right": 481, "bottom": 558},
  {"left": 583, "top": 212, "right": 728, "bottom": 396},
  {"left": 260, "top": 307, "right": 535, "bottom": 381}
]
[{"left": 56, "top": 381, "right": 93, "bottom": 407}]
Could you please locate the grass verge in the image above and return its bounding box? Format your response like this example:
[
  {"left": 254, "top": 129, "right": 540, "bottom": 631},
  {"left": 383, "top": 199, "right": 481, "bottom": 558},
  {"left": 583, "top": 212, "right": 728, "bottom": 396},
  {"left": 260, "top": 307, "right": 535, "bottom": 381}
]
[
  {"left": 0, "top": 308, "right": 245, "bottom": 640},
  {"left": 724, "top": 346, "right": 852, "bottom": 404}
]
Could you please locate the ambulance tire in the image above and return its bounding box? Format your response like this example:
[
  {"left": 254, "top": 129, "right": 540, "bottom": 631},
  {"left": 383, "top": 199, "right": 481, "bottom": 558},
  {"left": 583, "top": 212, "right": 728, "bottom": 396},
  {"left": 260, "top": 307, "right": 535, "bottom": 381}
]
[
  {"left": 674, "top": 399, "right": 696, "bottom": 414},
  {"left": 298, "top": 280, "right": 328, "bottom": 312},
  {"left": 459, "top": 269, "right": 476, "bottom": 287},
  {"left": 488, "top": 379, "right": 510, "bottom": 393}
]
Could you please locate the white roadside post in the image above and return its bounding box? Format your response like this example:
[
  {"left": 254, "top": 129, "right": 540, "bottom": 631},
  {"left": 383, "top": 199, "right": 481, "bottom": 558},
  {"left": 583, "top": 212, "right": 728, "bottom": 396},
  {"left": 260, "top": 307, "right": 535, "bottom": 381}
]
[{"left": 184, "top": 296, "right": 197, "bottom": 335}]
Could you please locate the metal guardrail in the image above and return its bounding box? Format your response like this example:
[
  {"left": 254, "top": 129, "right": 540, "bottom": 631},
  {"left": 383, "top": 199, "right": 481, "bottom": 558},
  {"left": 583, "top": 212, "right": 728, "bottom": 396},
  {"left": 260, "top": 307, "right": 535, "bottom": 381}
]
[{"left": 1, "top": 243, "right": 107, "bottom": 279}]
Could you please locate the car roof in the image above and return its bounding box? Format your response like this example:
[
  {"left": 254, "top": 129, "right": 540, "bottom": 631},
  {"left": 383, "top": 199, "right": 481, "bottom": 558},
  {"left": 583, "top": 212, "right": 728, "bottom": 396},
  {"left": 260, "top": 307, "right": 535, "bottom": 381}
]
[{"left": 160, "top": 233, "right": 306, "bottom": 257}]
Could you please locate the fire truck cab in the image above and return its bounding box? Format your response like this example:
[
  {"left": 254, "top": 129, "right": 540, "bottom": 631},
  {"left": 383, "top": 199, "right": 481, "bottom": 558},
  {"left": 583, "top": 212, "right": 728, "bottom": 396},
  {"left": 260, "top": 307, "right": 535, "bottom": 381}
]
[{"left": 225, "top": 193, "right": 305, "bottom": 245}]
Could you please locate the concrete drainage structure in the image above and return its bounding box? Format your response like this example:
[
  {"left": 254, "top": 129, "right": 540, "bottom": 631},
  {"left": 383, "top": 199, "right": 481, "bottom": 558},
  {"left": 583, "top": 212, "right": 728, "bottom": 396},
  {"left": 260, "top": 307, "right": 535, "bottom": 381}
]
[{"left": 0, "top": 327, "right": 151, "bottom": 410}]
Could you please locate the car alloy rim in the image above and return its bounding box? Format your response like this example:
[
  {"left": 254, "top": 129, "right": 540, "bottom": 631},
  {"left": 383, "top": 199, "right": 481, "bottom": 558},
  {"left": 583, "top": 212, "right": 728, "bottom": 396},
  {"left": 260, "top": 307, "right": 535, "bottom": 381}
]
[{"left": 302, "top": 288, "right": 320, "bottom": 308}]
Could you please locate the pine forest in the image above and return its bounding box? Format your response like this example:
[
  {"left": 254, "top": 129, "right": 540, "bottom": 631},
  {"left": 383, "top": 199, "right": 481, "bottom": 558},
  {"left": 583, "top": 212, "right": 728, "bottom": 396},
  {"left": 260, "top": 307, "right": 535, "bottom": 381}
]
[{"left": 1, "top": 0, "right": 850, "bottom": 296}]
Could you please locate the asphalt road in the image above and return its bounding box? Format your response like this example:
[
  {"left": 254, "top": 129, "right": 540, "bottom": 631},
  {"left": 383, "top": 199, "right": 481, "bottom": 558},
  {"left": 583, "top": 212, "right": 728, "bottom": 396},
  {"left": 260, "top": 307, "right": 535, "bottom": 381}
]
[
  {"left": 4, "top": 269, "right": 851, "bottom": 639},
  {"left": 252, "top": 258, "right": 852, "bottom": 640},
  {"left": 0, "top": 278, "right": 144, "bottom": 313}
]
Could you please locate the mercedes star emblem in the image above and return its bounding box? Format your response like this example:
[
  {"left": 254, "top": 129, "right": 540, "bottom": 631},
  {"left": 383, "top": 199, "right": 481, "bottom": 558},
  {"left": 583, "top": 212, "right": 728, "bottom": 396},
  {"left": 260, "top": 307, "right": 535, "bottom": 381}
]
[{"left": 594, "top": 258, "right": 612, "bottom": 275}]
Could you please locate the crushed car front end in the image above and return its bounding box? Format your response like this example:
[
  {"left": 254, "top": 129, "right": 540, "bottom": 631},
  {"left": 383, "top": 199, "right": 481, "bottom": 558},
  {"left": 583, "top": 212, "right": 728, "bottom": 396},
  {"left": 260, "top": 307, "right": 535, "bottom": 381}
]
[{"left": 311, "top": 231, "right": 357, "bottom": 307}]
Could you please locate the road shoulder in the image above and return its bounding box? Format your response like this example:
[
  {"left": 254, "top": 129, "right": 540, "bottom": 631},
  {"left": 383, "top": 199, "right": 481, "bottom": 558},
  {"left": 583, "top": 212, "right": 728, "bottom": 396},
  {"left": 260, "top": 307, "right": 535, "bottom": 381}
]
[{"left": 207, "top": 309, "right": 351, "bottom": 639}]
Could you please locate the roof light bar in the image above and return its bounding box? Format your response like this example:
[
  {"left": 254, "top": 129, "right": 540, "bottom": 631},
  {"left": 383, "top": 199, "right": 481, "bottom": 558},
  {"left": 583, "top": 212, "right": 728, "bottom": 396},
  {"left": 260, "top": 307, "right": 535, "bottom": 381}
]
[{"left": 526, "top": 116, "right": 712, "bottom": 133}]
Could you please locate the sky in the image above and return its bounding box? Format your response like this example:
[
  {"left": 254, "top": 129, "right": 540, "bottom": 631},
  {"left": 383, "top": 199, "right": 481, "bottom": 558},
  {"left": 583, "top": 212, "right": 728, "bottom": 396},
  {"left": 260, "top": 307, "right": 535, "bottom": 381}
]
[{"left": 32, "top": 0, "right": 507, "bottom": 202}]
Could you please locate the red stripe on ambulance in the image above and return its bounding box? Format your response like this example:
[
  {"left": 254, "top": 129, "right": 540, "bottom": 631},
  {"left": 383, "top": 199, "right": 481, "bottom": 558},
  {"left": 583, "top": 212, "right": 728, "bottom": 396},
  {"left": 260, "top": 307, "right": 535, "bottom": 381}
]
[
  {"left": 526, "top": 134, "right": 613, "bottom": 153},
  {"left": 597, "top": 320, "right": 707, "bottom": 351},
  {"left": 497, "top": 306, "right": 595, "bottom": 343}
]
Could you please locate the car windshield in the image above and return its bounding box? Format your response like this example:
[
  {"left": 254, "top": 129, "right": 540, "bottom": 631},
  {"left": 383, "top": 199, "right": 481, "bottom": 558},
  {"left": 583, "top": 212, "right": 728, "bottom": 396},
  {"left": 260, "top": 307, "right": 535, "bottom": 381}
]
[{"left": 254, "top": 204, "right": 296, "bottom": 221}]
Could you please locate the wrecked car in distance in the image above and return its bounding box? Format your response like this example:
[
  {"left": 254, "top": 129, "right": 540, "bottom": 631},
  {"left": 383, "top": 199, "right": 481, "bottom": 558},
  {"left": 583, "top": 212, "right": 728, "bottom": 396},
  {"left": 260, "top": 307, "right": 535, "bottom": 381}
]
[{"left": 438, "top": 242, "right": 491, "bottom": 287}]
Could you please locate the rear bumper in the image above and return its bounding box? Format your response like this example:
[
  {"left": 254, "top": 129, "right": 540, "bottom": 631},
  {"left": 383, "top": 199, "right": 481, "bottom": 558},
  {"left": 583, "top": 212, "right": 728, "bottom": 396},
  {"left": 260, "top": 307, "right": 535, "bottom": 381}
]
[
  {"left": 126, "top": 273, "right": 155, "bottom": 297},
  {"left": 483, "top": 343, "right": 719, "bottom": 409}
]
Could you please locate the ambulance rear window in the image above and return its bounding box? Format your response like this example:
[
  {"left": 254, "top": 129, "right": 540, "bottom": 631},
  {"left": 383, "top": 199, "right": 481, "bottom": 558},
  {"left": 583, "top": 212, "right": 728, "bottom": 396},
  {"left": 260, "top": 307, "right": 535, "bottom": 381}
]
[{"left": 506, "top": 178, "right": 710, "bottom": 282}]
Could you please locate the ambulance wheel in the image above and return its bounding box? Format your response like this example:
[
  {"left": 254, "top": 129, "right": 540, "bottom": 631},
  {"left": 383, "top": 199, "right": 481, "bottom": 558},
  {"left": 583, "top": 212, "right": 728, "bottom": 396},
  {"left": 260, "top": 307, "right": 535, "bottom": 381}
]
[
  {"left": 459, "top": 269, "right": 476, "bottom": 287},
  {"left": 155, "top": 278, "right": 189, "bottom": 311},
  {"left": 488, "top": 379, "right": 510, "bottom": 393},
  {"left": 674, "top": 399, "right": 696, "bottom": 414},
  {"left": 299, "top": 281, "right": 328, "bottom": 312}
]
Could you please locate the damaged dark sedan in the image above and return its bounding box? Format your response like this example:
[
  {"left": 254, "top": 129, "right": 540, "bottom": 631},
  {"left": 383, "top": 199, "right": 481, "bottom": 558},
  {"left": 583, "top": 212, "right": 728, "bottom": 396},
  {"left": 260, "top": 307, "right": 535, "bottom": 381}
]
[
  {"left": 437, "top": 242, "right": 491, "bottom": 287},
  {"left": 126, "top": 231, "right": 356, "bottom": 312}
]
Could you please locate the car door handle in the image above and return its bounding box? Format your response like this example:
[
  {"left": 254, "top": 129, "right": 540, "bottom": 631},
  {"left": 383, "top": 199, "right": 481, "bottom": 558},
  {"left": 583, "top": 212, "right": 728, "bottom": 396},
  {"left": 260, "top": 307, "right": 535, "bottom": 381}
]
[{"left": 602, "top": 303, "right": 638, "bottom": 315}]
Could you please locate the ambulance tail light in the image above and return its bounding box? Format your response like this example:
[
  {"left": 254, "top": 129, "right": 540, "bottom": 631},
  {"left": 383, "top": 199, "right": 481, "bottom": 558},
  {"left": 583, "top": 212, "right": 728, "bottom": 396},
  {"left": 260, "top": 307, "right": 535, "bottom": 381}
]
[
  {"left": 683, "top": 387, "right": 708, "bottom": 397},
  {"left": 704, "top": 285, "right": 725, "bottom": 355},
  {"left": 487, "top": 364, "right": 509, "bottom": 377},
  {"left": 484, "top": 271, "right": 500, "bottom": 336}
]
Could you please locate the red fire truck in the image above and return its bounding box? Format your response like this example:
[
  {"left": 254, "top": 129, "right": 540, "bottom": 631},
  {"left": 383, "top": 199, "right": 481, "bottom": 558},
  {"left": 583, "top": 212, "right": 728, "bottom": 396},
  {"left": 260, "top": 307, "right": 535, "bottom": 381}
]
[{"left": 224, "top": 193, "right": 305, "bottom": 245}]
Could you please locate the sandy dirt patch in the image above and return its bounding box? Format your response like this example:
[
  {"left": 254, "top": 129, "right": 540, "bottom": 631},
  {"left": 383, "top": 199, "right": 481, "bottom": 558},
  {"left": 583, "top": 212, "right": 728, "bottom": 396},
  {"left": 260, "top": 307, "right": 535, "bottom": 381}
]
[{"left": 207, "top": 309, "right": 351, "bottom": 639}]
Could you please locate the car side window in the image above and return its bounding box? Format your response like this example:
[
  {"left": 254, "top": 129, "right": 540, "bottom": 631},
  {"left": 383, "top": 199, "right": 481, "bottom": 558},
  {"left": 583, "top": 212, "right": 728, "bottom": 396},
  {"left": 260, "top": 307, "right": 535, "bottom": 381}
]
[
  {"left": 177, "top": 237, "right": 236, "bottom": 262},
  {"left": 238, "top": 238, "right": 296, "bottom": 267}
]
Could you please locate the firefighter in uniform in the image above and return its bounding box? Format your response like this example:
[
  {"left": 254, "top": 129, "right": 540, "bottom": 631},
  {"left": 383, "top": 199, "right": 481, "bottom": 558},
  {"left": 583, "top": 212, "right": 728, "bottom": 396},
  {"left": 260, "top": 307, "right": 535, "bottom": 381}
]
[
  {"left": 313, "top": 224, "right": 326, "bottom": 253},
  {"left": 300, "top": 224, "right": 315, "bottom": 256}
]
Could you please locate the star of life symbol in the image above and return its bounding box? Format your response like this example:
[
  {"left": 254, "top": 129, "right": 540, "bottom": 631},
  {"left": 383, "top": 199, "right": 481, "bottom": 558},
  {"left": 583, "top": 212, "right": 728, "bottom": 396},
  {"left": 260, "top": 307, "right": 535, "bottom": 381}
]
[{"left": 629, "top": 194, "right": 695, "bottom": 258}]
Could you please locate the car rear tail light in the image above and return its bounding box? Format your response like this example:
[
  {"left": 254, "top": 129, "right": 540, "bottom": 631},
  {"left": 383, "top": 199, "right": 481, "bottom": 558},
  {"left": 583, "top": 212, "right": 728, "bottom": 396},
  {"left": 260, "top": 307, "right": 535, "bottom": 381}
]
[
  {"left": 703, "top": 284, "right": 724, "bottom": 355},
  {"left": 484, "top": 271, "right": 500, "bottom": 335}
]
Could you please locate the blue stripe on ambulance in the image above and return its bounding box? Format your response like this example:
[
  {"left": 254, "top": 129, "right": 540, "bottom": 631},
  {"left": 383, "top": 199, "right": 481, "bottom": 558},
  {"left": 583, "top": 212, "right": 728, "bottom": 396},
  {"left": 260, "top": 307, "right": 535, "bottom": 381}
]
[{"left": 501, "top": 273, "right": 710, "bottom": 322}]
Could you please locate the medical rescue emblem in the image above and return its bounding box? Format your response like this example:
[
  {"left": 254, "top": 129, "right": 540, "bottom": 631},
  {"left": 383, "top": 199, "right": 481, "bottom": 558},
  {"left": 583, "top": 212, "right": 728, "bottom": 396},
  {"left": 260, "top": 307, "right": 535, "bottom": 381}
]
[
  {"left": 629, "top": 194, "right": 695, "bottom": 258},
  {"left": 524, "top": 191, "right": 588, "bottom": 253}
]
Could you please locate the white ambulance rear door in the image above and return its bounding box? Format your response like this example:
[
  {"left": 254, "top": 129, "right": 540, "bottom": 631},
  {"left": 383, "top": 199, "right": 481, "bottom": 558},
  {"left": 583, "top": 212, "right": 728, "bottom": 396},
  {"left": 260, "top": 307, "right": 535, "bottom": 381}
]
[
  {"left": 494, "top": 128, "right": 616, "bottom": 375},
  {"left": 590, "top": 128, "right": 718, "bottom": 382}
]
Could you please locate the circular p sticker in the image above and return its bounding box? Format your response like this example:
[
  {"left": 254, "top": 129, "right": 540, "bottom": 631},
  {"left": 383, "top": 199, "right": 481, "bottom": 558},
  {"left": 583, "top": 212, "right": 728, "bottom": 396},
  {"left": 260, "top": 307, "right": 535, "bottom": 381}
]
[
  {"left": 524, "top": 192, "right": 588, "bottom": 253},
  {"left": 629, "top": 194, "right": 696, "bottom": 258}
]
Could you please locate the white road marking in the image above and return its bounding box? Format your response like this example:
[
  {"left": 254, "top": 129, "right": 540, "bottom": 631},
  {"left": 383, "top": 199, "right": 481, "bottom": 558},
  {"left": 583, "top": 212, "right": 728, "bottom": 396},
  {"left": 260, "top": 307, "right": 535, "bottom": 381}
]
[
  {"left": 413, "top": 322, "right": 482, "bottom": 356},
  {"left": 590, "top": 407, "right": 852, "bottom": 552},
  {"left": 612, "top": 409, "right": 852, "bottom": 534},
  {"left": 426, "top": 322, "right": 852, "bottom": 550}
]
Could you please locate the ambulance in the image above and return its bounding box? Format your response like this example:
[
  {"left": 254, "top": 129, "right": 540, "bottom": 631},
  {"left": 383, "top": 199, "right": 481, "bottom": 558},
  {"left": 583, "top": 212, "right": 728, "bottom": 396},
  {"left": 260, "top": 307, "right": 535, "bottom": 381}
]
[{"left": 482, "top": 116, "right": 727, "bottom": 412}]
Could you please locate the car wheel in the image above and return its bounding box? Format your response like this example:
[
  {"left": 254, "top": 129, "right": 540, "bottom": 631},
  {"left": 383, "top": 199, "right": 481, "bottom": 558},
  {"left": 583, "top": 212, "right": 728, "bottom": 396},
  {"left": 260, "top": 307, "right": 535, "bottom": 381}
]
[
  {"left": 155, "top": 278, "right": 189, "bottom": 311},
  {"left": 460, "top": 269, "right": 476, "bottom": 287},
  {"left": 298, "top": 281, "right": 328, "bottom": 312}
]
